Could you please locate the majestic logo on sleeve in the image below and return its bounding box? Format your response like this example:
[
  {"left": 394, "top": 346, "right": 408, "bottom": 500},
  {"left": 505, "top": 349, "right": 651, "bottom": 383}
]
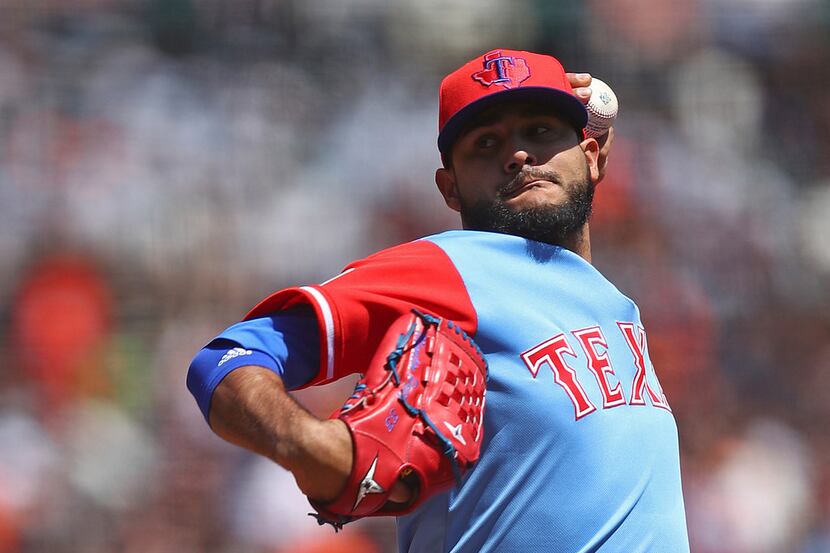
[{"left": 472, "top": 50, "right": 530, "bottom": 89}]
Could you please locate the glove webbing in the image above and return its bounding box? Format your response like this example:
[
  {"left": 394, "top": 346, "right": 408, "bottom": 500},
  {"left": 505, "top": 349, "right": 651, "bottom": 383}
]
[{"left": 393, "top": 309, "right": 463, "bottom": 486}]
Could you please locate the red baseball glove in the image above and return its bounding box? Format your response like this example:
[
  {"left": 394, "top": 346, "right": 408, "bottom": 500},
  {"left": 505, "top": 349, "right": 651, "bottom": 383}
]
[{"left": 309, "top": 309, "right": 488, "bottom": 529}]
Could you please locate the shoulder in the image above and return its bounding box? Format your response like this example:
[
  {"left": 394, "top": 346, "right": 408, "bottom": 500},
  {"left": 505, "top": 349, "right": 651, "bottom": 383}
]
[
  {"left": 335, "top": 233, "right": 472, "bottom": 281},
  {"left": 243, "top": 235, "right": 476, "bottom": 321}
]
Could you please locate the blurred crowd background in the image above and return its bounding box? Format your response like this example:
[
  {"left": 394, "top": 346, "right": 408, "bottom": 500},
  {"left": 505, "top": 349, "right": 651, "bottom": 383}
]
[{"left": 0, "top": 1, "right": 829, "bottom": 552}]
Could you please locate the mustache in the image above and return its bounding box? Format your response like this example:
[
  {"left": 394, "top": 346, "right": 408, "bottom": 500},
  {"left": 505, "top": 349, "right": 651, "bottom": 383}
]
[{"left": 499, "top": 168, "right": 561, "bottom": 197}]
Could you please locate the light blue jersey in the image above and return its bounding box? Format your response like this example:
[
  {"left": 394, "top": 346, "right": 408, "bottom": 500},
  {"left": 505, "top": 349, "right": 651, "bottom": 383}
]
[
  {"left": 395, "top": 231, "right": 688, "bottom": 552},
  {"left": 189, "top": 230, "right": 689, "bottom": 552}
]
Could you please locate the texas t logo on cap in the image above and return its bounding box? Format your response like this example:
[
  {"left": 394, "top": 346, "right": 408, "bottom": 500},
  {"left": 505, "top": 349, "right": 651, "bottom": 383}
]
[
  {"left": 437, "top": 48, "right": 588, "bottom": 158},
  {"left": 472, "top": 51, "right": 531, "bottom": 89}
]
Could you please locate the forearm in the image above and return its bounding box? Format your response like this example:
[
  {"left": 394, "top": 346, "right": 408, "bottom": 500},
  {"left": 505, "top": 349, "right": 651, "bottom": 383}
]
[{"left": 208, "top": 365, "right": 353, "bottom": 501}]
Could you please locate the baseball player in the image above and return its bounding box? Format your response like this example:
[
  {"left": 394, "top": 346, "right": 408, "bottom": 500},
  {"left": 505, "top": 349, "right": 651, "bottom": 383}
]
[{"left": 188, "top": 49, "right": 690, "bottom": 552}]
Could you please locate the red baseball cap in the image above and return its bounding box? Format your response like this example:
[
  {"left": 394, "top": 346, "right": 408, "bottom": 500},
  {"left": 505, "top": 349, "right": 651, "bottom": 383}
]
[{"left": 437, "top": 49, "right": 588, "bottom": 157}]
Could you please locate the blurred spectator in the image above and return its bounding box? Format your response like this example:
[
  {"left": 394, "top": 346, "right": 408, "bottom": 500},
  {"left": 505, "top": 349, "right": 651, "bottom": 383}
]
[
  {"left": 686, "top": 419, "right": 814, "bottom": 553},
  {"left": 11, "top": 254, "right": 112, "bottom": 411}
]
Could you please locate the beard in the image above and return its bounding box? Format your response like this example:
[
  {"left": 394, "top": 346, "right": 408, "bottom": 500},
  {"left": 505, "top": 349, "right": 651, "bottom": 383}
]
[{"left": 459, "top": 162, "right": 595, "bottom": 247}]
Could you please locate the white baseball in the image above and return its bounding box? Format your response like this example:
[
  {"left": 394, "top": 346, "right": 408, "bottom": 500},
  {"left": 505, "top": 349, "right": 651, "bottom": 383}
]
[{"left": 584, "top": 77, "right": 618, "bottom": 138}]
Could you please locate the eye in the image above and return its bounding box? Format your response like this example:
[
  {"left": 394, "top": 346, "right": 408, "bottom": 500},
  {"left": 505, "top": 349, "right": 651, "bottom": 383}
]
[
  {"left": 475, "top": 134, "right": 498, "bottom": 149},
  {"left": 526, "top": 121, "right": 569, "bottom": 142}
]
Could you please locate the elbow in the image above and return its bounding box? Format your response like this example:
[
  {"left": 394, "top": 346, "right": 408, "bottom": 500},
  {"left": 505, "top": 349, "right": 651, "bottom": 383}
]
[{"left": 186, "top": 338, "right": 240, "bottom": 424}]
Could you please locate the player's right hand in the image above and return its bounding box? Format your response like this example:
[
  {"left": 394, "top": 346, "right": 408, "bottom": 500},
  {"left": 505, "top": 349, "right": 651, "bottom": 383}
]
[{"left": 567, "top": 72, "right": 615, "bottom": 183}]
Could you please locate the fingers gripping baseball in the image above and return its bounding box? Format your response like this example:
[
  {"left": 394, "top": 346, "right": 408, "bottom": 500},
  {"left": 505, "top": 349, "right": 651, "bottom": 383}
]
[
  {"left": 308, "top": 310, "right": 489, "bottom": 530},
  {"left": 567, "top": 72, "right": 593, "bottom": 100}
]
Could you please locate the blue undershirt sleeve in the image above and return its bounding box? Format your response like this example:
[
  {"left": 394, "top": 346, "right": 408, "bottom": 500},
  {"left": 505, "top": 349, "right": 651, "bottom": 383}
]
[{"left": 186, "top": 305, "right": 321, "bottom": 422}]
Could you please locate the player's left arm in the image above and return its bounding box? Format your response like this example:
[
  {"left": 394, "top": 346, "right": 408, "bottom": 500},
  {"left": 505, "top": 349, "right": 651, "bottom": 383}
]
[
  {"left": 567, "top": 72, "right": 615, "bottom": 183},
  {"left": 207, "top": 364, "right": 355, "bottom": 501},
  {"left": 187, "top": 309, "right": 414, "bottom": 504}
]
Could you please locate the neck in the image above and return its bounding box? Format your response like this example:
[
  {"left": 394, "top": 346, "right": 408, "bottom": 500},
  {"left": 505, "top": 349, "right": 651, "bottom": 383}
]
[{"left": 560, "top": 223, "right": 592, "bottom": 263}]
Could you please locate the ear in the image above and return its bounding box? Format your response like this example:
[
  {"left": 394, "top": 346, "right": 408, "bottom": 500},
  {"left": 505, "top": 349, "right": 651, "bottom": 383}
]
[
  {"left": 579, "top": 137, "right": 601, "bottom": 184},
  {"left": 435, "top": 168, "right": 461, "bottom": 212}
]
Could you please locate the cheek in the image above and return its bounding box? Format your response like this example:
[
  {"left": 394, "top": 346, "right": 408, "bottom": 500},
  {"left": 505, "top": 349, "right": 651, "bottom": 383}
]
[
  {"left": 455, "top": 170, "right": 501, "bottom": 203},
  {"left": 549, "top": 145, "right": 582, "bottom": 165},
  {"left": 549, "top": 148, "right": 589, "bottom": 181}
]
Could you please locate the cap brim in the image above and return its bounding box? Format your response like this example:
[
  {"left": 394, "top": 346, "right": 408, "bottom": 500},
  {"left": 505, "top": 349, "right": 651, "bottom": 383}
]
[{"left": 438, "top": 87, "right": 589, "bottom": 157}]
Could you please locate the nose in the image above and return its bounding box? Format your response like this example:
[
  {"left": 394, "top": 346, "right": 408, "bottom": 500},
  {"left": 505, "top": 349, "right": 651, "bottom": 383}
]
[{"left": 504, "top": 148, "right": 536, "bottom": 173}]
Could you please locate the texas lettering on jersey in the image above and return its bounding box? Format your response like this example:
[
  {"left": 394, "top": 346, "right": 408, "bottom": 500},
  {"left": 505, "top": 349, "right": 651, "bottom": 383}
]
[{"left": 521, "top": 322, "right": 670, "bottom": 420}]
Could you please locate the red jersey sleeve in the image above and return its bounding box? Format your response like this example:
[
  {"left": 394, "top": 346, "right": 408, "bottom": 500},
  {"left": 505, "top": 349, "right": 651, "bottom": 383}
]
[{"left": 243, "top": 239, "right": 477, "bottom": 388}]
